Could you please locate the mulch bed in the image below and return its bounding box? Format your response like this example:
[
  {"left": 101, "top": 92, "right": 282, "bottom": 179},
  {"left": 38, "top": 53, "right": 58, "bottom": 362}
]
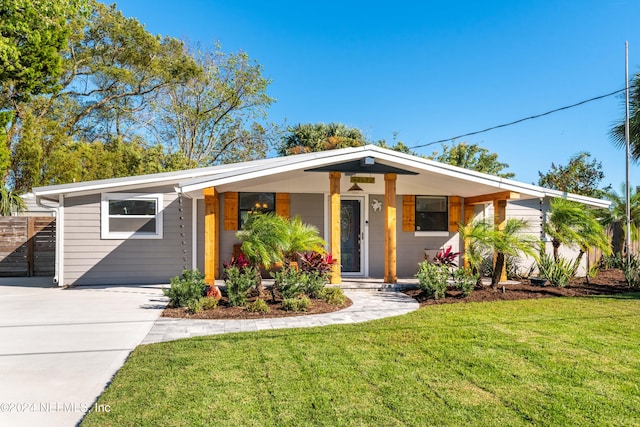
[
  {"left": 404, "top": 268, "right": 635, "bottom": 307},
  {"left": 162, "top": 289, "right": 352, "bottom": 320}
]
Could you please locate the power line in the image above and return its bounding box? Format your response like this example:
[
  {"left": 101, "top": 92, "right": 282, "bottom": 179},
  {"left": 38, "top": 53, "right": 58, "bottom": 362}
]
[{"left": 409, "top": 88, "right": 626, "bottom": 150}]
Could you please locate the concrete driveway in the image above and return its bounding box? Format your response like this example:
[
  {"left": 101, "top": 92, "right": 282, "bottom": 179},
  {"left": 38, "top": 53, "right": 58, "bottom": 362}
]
[{"left": 0, "top": 284, "right": 167, "bottom": 427}]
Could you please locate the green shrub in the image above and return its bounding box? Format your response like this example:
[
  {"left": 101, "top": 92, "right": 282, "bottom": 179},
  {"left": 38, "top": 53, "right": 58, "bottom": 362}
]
[
  {"left": 536, "top": 253, "right": 578, "bottom": 287},
  {"left": 200, "top": 296, "right": 218, "bottom": 310},
  {"left": 452, "top": 268, "right": 478, "bottom": 297},
  {"left": 282, "top": 296, "right": 311, "bottom": 312},
  {"left": 247, "top": 298, "right": 270, "bottom": 313},
  {"left": 323, "top": 287, "right": 346, "bottom": 305},
  {"left": 598, "top": 253, "right": 624, "bottom": 269},
  {"left": 225, "top": 265, "right": 259, "bottom": 307},
  {"left": 416, "top": 261, "right": 449, "bottom": 299},
  {"left": 622, "top": 255, "right": 640, "bottom": 287},
  {"left": 271, "top": 267, "right": 304, "bottom": 299},
  {"left": 163, "top": 270, "right": 207, "bottom": 308},
  {"left": 299, "top": 270, "right": 326, "bottom": 298}
]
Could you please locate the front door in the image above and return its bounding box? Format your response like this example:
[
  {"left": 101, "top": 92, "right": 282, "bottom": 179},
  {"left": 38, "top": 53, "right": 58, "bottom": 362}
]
[{"left": 340, "top": 198, "right": 363, "bottom": 274}]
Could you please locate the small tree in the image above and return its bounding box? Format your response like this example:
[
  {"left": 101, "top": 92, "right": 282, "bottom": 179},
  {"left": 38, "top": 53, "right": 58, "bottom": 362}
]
[
  {"left": 0, "top": 186, "right": 26, "bottom": 216},
  {"left": 538, "top": 152, "right": 609, "bottom": 198},
  {"left": 491, "top": 219, "right": 539, "bottom": 288},
  {"left": 429, "top": 142, "right": 515, "bottom": 178},
  {"left": 545, "top": 198, "right": 611, "bottom": 263}
]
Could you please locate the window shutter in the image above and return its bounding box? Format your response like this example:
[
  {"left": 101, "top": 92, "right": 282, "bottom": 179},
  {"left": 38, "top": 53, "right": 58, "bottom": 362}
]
[
  {"left": 402, "top": 195, "right": 415, "bottom": 232},
  {"left": 276, "top": 193, "right": 290, "bottom": 218},
  {"left": 223, "top": 192, "right": 238, "bottom": 230},
  {"left": 448, "top": 196, "right": 462, "bottom": 232}
]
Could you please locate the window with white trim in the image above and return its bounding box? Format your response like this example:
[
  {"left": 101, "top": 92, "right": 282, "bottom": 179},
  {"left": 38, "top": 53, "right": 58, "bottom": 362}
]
[{"left": 101, "top": 193, "right": 163, "bottom": 239}]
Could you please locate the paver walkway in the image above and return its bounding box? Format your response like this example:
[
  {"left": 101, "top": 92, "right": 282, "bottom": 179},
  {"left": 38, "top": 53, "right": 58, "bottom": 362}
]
[{"left": 143, "top": 290, "right": 419, "bottom": 344}]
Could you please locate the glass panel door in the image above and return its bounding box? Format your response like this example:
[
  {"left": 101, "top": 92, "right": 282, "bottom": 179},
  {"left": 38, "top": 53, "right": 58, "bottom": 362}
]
[{"left": 340, "top": 199, "right": 362, "bottom": 273}]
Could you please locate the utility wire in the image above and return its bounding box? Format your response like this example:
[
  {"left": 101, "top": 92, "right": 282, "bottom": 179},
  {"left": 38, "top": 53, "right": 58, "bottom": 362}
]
[{"left": 409, "top": 88, "right": 626, "bottom": 150}]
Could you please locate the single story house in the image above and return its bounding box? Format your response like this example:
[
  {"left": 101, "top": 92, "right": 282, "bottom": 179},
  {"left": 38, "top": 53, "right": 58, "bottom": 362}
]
[{"left": 32, "top": 145, "right": 610, "bottom": 287}]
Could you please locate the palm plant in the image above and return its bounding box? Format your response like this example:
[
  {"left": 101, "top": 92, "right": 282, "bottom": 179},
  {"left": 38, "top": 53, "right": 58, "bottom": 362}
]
[
  {"left": 0, "top": 185, "right": 26, "bottom": 216},
  {"left": 491, "top": 218, "right": 539, "bottom": 287},
  {"left": 599, "top": 184, "right": 640, "bottom": 255},
  {"left": 459, "top": 220, "right": 494, "bottom": 276},
  {"left": 284, "top": 216, "right": 326, "bottom": 266}
]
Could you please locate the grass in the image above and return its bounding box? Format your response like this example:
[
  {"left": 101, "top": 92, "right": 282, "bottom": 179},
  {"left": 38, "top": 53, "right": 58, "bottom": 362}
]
[{"left": 82, "top": 293, "right": 640, "bottom": 426}]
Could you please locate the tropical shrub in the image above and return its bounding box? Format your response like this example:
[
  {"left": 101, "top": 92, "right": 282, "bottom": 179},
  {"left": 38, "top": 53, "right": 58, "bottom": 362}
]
[
  {"left": 188, "top": 296, "right": 218, "bottom": 314},
  {"left": 271, "top": 267, "right": 304, "bottom": 299},
  {"left": 432, "top": 245, "right": 460, "bottom": 267},
  {"left": 298, "top": 251, "right": 335, "bottom": 277},
  {"left": 622, "top": 255, "right": 640, "bottom": 287},
  {"left": 299, "top": 270, "right": 327, "bottom": 298},
  {"left": 163, "top": 270, "right": 207, "bottom": 308},
  {"left": 225, "top": 265, "right": 259, "bottom": 307},
  {"left": 416, "top": 261, "right": 449, "bottom": 299},
  {"left": 536, "top": 252, "right": 578, "bottom": 287},
  {"left": 452, "top": 268, "right": 478, "bottom": 297},
  {"left": 247, "top": 298, "right": 270, "bottom": 313},
  {"left": 598, "top": 253, "right": 624, "bottom": 269},
  {"left": 322, "top": 287, "right": 346, "bottom": 305},
  {"left": 282, "top": 296, "right": 311, "bottom": 312}
]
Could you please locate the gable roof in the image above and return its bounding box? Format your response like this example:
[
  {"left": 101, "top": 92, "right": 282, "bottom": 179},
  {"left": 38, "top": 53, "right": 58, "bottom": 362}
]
[{"left": 32, "top": 145, "right": 611, "bottom": 208}]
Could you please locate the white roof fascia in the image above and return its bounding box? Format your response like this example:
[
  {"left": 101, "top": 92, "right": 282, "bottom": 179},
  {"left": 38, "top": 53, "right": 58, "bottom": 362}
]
[
  {"left": 542, "top": 189, "right": 611, "bottom": 208},
  {"left": 179, "top": 149, "right": 375, "bottom": 193}
]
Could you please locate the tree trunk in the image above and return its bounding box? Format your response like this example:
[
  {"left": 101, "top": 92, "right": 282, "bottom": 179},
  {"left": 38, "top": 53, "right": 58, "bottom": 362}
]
[
  {"left": 491, "top": 252, "right": 505, "bottom": 289},
  {"left": 552, "top": 240, "right": 560, "bottom": 261}
]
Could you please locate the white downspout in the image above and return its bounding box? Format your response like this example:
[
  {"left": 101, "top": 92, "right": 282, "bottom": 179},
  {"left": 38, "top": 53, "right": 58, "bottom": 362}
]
[{"left": 192, "top": 197, "right": 198, "bottom": 271}]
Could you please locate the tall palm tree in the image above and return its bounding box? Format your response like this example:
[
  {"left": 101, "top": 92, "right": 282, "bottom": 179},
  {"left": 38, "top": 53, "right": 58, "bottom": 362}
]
[
  {"left": 599, "top": 184, "right": 640, "bottom": 255},
  {"left": 611, "top": 71, "right": 640, "bottom": 159},
  {"left": 0, "top": 185, "right": 26, "bottom": 216},
  {"left": 545, "top": 198, "right": 611, "bottom": 263}
]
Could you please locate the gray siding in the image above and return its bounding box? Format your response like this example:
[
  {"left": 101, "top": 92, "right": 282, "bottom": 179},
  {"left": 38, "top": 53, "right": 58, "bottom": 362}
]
[
  {"left": 368, "top": 195, "right": 461, "bottom": 278},
  {"left": 64, "top": 187, "right": 192, "bottom": 286}
]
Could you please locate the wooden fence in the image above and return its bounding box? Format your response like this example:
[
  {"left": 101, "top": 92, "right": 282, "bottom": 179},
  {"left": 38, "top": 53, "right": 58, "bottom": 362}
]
[{"left": 0, "top": 217, "right": 56, "bottom": 277}]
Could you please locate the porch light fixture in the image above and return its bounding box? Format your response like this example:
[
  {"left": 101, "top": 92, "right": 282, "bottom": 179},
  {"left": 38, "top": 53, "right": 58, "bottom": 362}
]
[{"left": 348, "top": 183, "right": 363, "bottom": 191}]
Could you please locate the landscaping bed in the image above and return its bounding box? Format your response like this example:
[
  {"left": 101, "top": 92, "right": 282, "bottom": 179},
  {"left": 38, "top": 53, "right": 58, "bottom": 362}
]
[
  {"left": 162, "top": 289, "right": 352, "bottom": 319},
  {"left": 405, "top": 268, "right": 631, "bottom": 306}
]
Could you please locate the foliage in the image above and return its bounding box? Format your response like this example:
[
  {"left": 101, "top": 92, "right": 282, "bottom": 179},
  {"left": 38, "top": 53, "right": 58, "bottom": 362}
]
[
  {"left": 247, "top": 298, "right": 270, "bottom": 313},
  {"left": 598, "top": 253, "right": 625, "bottom": 269},
  {"left": 278, "top": 122, "right": 365, "bottom": 156},
  {"left": 491, "top": 218, "right": 539, "bottom": 286},
  {"left": 322, "top": 287, "right": 346, "bottom": 305},
  {"left": 163, "top": 270, "right": 206, "bottom": 308},
  {"left": 535, "top": 252, "right": 578, "bottom": 287},
  {"left": 154, "top": 44, "right": 275, "bottom": 165},
  {"left": 600, "top": 184, "right": 640, "bottom": 255},
  {"left": 537, "top": 152, "right": 609, "bottom": 198},
  {"left": 622, "top": 256, "right": 640, "bottom": 288},
  {"left": 298, "top": 270, "right": 327, "bottom": 299},
  {"left": 236, "top": 212, "right": 289, "bottom": 269},
  {"left": 429, "top": 142, "right": 514, "bottom": 178},
  {"left": 432, "top": 245, "right": 460, "bottom": 267},
  {"left": 222, "top": 254, "right": 252, "bottom": 271},
  {"left": 281, "top": 296, "right": 311, "bottom": 312},
  {"left": 452, "top": 268, "right": 478, "bottom": 296},
  {"left": 188, "top": 296, "right": 218, "bottom": 314},
  {"left": 611, "top": 70, "right": 640, "bottom": 160},
  {"left": 271, "top": 267, "right": 304, "bottom": 299},
  {"left": 459, "top": 220, "right": 495, "bottom": 275},
  {"left": 416, "top": 261, "right": 449, "bottom": 299},
  {"left": 298, "top": 252, "right": 335, "bottom": 276},
  {"left": 545, "top": 198, "right": 611, "bottom": 263},
  {"left": 0, "top": 185, "right": 26, "bottom": 215},
  {"left": 224, "top": 265, "right": 259, "bottom": 307},
  {"left": 285, "top": 216, "right": 326, "bottom": 264}
]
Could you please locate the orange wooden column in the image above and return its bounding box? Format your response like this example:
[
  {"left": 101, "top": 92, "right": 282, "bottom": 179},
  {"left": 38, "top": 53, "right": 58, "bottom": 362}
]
[
  {"left": 329, "top": 172, "right": 341, "bottom": 284},
  {"left": 384, "top": 173, "right": 397, "bottom": 283},
  {"left": 493, "top": 198, "right": 508, "bottom": 283},
  {"left": 204, "top": 187, "right": 220, "bottom": 285},
  {"left": 463, "top": 204, "right": 475, "bottom": 269}
]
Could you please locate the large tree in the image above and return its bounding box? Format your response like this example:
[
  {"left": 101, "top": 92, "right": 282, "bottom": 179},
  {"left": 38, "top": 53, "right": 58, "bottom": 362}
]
[
  {"left": 537, "top": 152, "right": 609, "bottom": 198},
  {"left": 0, "top": 0, "right": 86, "bottom": 178},
  {"left": 278, "top": 123, "right": 365, "bottom": 156},
  {"left": 154, "top": 45, "right": 274, "bottom": 165},
  {"left": 611, "top": 70, "right": 640, "bottom": 159},
  {"left": 428, "top": 142, "right": 515, "bottom": 178}
]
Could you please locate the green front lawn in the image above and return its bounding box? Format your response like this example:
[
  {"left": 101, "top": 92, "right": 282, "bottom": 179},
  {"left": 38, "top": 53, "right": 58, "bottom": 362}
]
[{"left": 82, "top": 294, "right": 640, "bottom": 426}]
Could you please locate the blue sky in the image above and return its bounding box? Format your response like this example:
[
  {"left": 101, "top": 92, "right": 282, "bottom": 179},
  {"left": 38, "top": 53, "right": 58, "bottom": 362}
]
[{"left": 113, "top": 0, "right": 640, "bottom": 190}]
